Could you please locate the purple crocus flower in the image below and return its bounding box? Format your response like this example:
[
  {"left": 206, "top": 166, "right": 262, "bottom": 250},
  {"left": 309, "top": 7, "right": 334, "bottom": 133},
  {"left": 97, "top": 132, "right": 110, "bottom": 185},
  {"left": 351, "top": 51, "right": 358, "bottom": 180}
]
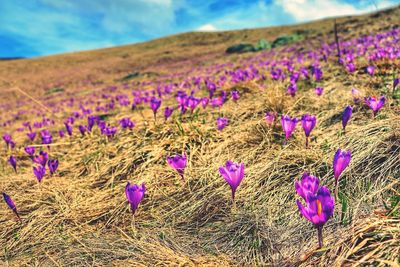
[
  {"left": 2, "top": 192, "right": 20, "bottom": 220},
  {"left": 231, "top": 90, "right": 240, "bottom": 102},
  {"left": 366, "top": 66, "right": 375, "bottom": 76},
  {"left": 3, "top": 133, "right": 15, "bottom": 149},
  {"left": 27, "top": 132, "right": 37, "bottom": 142},
  {"left": 219, "top": 160, "right": 245, "bottom": 201},
  {"left": 281, "top": 115, "right": 298, "bottom": 145},
  {"left": 216, "top": 117, "right": 229, "bottom": 131},
  {"left": 164, "top": 107, "right": 174, "bottom": 121},
  {"left": 48, "top": 159, "right": 59, "bottom": 175},
  {"left": 295, "top": 173, "right": 320, "bottom": 201},
  {"left": 296, "top": 186, "right": 335, "bottom": 248},
  {"left": 125, "top": 182, "right": 146, "bottom": 214},
  {"left": 119, "top": 118, "right": 135, "bottom": 129},
  {"left": 78, "top": 125, "right": 87, "bottom": 136},
  {"left": 301, "top": 114, "right": 316, "bottom": 148},
  {"left": 394, "top": 78, "right": 399, "bottom": 90},
  {"left": 265, "top": 112, "right": 276, "bottom": 127},
  {"left": 65, "top": 122, "right": 73, "bottom": 136},
  {"left": 342, "top": 106, "right": 353, "bottom": 132},
  {"left": 333, "top": 149, "right": 351, "bottom": 199},
  {"left": 287, "top": 83, "right": 297, "bottom": 97},
  {"left": 33, "top": 151, "right": 48, "bottom": 166},
  {"left": 365, "top": 96, "right": 385, "bottom": 117},
  {"left": 59, "top": 130, "right": 65, "bottom": 138},
  {"left": 201, "top": 97, "right": 209, "bottom": 109},
  {"left": 33, "top": 165, "right": 46, "bottom": 183},
  {"left": 24, "top": 146, "right": 35, "bottom": 157},
  {"left": 315, "top": 87, "right": 324, "bottom": 96},
  {"left": 41, "top": 130, "right": 52, "bottom": 146},
  {"left": 346, "top": 62, "right": 356, "bottom": 73},
  {"left": 150, "top": 97, "right": 161, "bottom": 120},
  {"left": 8, "top": 156, "right": 17, "bottom": 173},
  {"left": 167, "top": 153, "right": 187, "bottom": 180}
]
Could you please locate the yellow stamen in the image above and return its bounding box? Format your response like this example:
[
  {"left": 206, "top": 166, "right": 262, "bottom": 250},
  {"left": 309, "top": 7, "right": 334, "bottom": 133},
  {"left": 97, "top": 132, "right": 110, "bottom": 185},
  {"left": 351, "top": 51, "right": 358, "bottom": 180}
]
[{"left": 317, "top": 200, "right": 322, "bottom": 216}]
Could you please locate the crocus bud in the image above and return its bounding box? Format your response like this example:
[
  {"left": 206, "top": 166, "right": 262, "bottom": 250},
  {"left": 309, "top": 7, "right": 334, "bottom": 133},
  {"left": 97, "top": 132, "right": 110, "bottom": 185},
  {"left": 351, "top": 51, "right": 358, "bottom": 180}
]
[
  {"left": 33, "top": 165, "right": 46, "bottom": 183},
  {"left": 27, "top": 132, "right": 36, "bottom": 142},
  {"left": 265, "top": 112, "right": 276, "bottom": 127},
  {"left": 301, "top": 114, "right": 316, "bottom": 148},
  {"left": 333, "top": 149, "right": 351, "bottom": 180},
  {"left": 231, "top": 90, "right": 240, "bottom": 102},
  {"left": 2, "top": 192, "right": 20, "bottom": 220},
  {"left": 164, "top": 107, "right": 174, "bottom": 121},
  {"left": 8, "top": 156, "right": 17, "bottom": 172},
  {"left": 150, "top": 97, "right": 161, "bottom": 120},
  {"left": 342, "top": 106, "right": 353, "bottom": 131},
  {"left": 315, "top": 87, "right": 323, "bottom": 96},
  {"left": 125, "top": 182, "right": 146, "bottom": 214},
  {"left": 33, "top": 151, "right": 48, "bottom": 166},
  {"left": 24, "top": 146, "right": 35, "bottom": 157},
  {"left": 219, "top": 160, "right": 245, "bottom": 201},
  {"left": 78, "top": 125, "right": 87, "bottom": 136}
]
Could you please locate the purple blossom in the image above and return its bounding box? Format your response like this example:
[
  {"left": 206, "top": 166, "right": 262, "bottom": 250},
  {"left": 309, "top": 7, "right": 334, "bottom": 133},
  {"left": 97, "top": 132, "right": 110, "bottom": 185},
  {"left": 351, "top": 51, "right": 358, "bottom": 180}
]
[
  {"left": 33, "top": 165, "right": 46, "bottom": 183},
  {"left": 2, "top": 192, "right": 20, "bottom": 220},
  {"left": 201, "top": 97, "right": 209, "bottom": 109},
  {"left": 33, "top": 151, "right": 48, "bottom": 166},
  {"left": 59, "top": 130, "right": 65, "bottom": 138},
  {"left": 150, "top": 97, "right": 161, "bottom": 120},
  {"left": 301, "top": 114, "right": 316, "bottom": 148},
  {"left": 27, "top": 132, "right": 37, "bottom": 142},
  {"left": 366, "top": 65, "right": 375, "bottom": 76},
  {"left": 167, "top": 153, "right": 187, "bottom": 180},
  {"left": 287, "top": 83, "right": 297, "bottom": 97},
  {"left": 295, "top": 173, "right": 320, "bottom": 201},
  {"left": 365, "top": 96, "right": 385, "bottom": 116},
  {"left": 342, "top": 106, "right": 353, "bottom": 131},
  {"left": 125, "top": 182, "right": 146, "bottom": 214},
  {"left": 333, "top": 149, "right": 351, "bottom": 180},
  {"left": 8, "top": 156, "right": 17, "bottom": 173},
  {"left": 48, "top": 159, "right": 59, "bottom": 175},
  {"left": 281, "top": 115, "right": 298, "bottom": 145},
  {"left": 231, "top": 90, "right": 240, "bottom": 102},
  {"left": 119, "top": 118, "right": 135, "bottom": 129},
  {"left": 78, "top": 125, "right": 87, "bottom": 136},
  {"left": 219, "top": 160, "right": 245, "bottom": 201},
  {"left": 24, "top": 146, "right": 35, "bottom": 157},
  {"left": 394, "top": 78, "right": 399, "bottom": 89},
  {"left": 164, "top": 107, "right": 174, "bottom": 121},
  {"left": 64, "top": 123, "right": 73, "bottom": 136},
  {"left": 265, "top": 112, "right": 277, "bottom": 126},
  {"left": 296, "top": 186, "right": 335, "bottom": 248},
  {"left": 315, "top": 87, "right": 324, "bottom": 96},
  {"left": 216, "top": 117, "right": 229, "bottom": 131}
]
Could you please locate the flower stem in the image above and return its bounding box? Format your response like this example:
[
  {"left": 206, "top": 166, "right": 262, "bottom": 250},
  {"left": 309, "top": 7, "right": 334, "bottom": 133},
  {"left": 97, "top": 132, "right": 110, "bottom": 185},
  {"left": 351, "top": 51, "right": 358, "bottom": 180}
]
[{"left": 317, "top": 226, "right": 323, "bottom": 248}]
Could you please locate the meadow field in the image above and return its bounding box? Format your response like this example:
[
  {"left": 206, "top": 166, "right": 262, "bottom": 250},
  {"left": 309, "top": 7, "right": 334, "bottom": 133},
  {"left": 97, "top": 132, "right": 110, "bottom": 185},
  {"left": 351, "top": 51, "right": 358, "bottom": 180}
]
[{"left": 0, "top": 5, "right": 399, "bottom": 266}]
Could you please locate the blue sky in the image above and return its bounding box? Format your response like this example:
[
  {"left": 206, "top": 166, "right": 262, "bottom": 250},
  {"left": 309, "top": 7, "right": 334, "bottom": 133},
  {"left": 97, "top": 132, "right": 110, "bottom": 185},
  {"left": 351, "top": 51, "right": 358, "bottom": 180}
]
[{"left": 0, "top": 0, "right": 398, "bottom": 57}]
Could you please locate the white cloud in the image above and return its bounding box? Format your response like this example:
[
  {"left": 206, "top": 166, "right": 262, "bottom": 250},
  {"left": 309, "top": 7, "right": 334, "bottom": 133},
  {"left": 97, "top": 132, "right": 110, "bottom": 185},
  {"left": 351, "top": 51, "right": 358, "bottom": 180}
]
[
  {"left": 196, "top": 24, "right": 218, "bottom": 32},
  {"left": 277, "top": 0, "right": 398, "bottom": 21}
]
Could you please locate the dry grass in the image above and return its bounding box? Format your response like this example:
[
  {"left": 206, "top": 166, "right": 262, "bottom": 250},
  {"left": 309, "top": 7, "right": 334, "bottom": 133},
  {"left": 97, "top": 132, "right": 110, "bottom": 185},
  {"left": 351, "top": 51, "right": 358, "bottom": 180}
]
[{"left": 1, "top": 5, "right": 400, "bottom": 267}]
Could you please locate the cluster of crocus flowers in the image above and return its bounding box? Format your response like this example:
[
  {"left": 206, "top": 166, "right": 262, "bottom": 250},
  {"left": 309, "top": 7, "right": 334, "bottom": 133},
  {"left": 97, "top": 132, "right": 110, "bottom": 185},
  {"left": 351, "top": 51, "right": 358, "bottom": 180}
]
[
  {"left": 333, "top": 149, "right": 352, "bottom": 199},
  {"left": 364, "top": 96, "right": 385, "bottom": 117},
  {"left": 295, "top": 173, "right": 335, "bottom": 248},
  {"left": 167, "top": 153, "right": 187, "bottom": 181},
  {"left": 125, "top": 182, "right": 146, "bottom": 215},
  {"left": 301, "top": 114, "right": 316, "bottom": 148},
  {"left": 2, "top": 192, "right": 20, "bottom": 220},
  {"left": 216, "top": 117, "right": 229, "bottom": 131},
  {"left": 342, "top": 106, "right": 353, "bottom": 132},
  {"left": 219, "top": 160, "right": 245, "bottom": 202},
  {"left": 281, "top": 115, "right": 298, "bottom": 145},
  {"left": 119, "top": 118, "right": 135, "bottom": 129}
]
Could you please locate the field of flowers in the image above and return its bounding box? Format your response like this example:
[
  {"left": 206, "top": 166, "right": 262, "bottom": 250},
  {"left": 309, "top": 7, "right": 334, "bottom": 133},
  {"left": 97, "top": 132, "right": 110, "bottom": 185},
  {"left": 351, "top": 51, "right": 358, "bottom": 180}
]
[{"left": 0, "top": 6, "right": 399, "bottom": 266}]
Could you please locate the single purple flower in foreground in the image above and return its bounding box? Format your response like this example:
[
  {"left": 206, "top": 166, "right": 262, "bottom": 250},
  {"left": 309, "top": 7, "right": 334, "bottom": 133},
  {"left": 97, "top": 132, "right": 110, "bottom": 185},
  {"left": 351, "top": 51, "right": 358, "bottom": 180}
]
[
  {"left": 265, "top": 112, "right": 277, "bottom": 127},
  {"left": 48, "top": 159, "right": 59, "bottom": 175},
  {"left": 125, "top": 182, "right": 146, "bottom": 215},
  {"left": 296, "top": 185, "right": 335, "bottom": 248},
  {"left": 8, "top": 156, "right": 17, "bottom": 173},
  {"left": 164, "top": 107, "right": 174, "bottom": 121},
  {"left": 301, "top": 114, "right": 316, "bottom": 148},
  {"left": 295, "top": 173, "right": 320, "bottom": 201},
  {"left": 342, "top": 106, "right": 353, "bottom": 132},
  {"left": 216, "top": 117, "right": 229, "bottom": 131},
  {"left": 2, "top": 192, "right": 20, "bottom": 220},
  {"left": 219, "top": 160, "right": 245, "bottom": 202},
  {"left": 33, "top": 165, "right": 46, "bottom": 183},
  {"left": 365, "top": 96, "right": 385, "bottom": 117},
  {"left": 167, "top": 153, "right": 187, "bottom": 180},
  {"left": 281, "top": 115, "right": 298, "bottom": 145}
]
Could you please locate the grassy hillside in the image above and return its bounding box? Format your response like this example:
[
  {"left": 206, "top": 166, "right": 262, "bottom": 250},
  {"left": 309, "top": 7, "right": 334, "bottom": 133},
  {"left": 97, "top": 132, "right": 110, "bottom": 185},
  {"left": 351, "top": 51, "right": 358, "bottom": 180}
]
[{"left": 0, "top": 5, "right": 399, "bottom": 266}]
